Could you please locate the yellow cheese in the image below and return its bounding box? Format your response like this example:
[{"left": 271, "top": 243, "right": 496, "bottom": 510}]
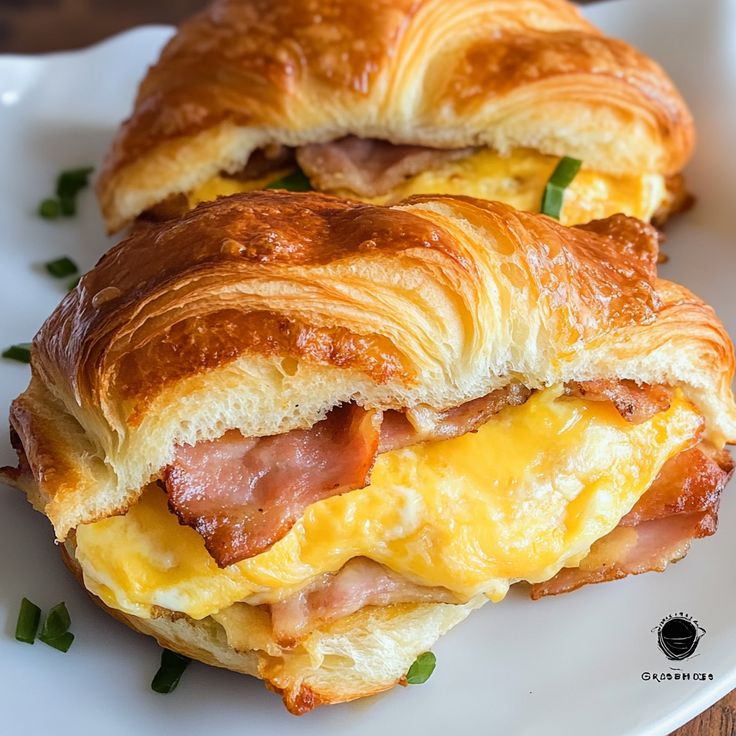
[
  {"left": 185, "top": 149, "right": 666, "bottom": 225},
  {"left": 359, "top": 148, "right": 666, "bottom": 224},
  {"left": 186, "top": 168, "right": 293, "bottom": 210},
  {"left": 75, "top": 388, "right": 700, "bottom": 621}
]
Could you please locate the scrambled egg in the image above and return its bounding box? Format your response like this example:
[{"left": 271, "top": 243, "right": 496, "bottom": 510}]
[
  {"left": 187, "top": 148, "right": 666, "bottom": 225},
  {"left": 75, "top": 388, "right": 700, "bottom": 621}
]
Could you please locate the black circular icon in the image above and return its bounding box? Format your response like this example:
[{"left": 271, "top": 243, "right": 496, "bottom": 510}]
[{"left": 655, "top": 616, "right": 705, "bottom": 661}]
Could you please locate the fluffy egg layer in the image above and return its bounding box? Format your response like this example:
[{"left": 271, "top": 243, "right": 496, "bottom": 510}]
[
  {"left": 75, "top": 387, "right": 701, "bottom": 621},
  {"left": 187, "top": 147, "right": 667, "bottom": 225}
]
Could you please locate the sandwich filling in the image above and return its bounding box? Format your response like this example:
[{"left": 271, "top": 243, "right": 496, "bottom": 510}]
[
  {"left": 143, "top": 139, "right": 679, "bottom": 227},
  {"left": 72, "top": 384, "right": 728, "bottom": 646}
]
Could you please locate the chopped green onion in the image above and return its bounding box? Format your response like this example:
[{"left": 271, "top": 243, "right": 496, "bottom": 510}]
[
  {"left": 38, "top": 198, "right": 61, "bottom": 219},
  {"left": 15, "top": 598, "right": 41, "bottom": 644},
  {"left": 2, "top": 343, "right": 31, "bottom": 363},
  {"left": 59, "top": 197, "right": 76, "bottom": 216},
  {"left": 37, "top": 167, "right": 94, "bottom": 221},
  {"left": 45, "top": 256, "right": 78, "bottom": 278},
  {"left": 406, "top": 651, "right": 436, "bottom": 684},
  {"left": 40, "top": 631, "right": 74, "bottom": 653},
  {"left": 56, "top": 167, "right": 94, "bottom": 202},
  {"left": 40, "top": 602, "right": 71, "bottom": 641},
  {"left": 151, "top": 649, "right": 191, "bottom": 694},
  {"left": 265, "top": 169, "right": 312, "bottom": 192},
  {"left": 540, "top": 156, "right": 582, "bottom": 220}
]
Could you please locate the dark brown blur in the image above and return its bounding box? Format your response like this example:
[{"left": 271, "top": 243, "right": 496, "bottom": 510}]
[
  {"left": 0, "top": 0, "right": 607, "bottom": 53},
  {"left": 0, "top": 0, "right": 207, "bottom": 53}
]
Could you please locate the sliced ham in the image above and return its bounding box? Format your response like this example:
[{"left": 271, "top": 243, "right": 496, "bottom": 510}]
[
  {"left": 529, "top": 514, "right": 708, "bottom": 599},
  {"left": 620, "top": 445, "right": 732, "bottom": 531},
  {"left": 530, "top": 444, "right": 734, "bottom": 599},
  {"left": 296, "top": 137, "right": 475, "bottom": 198},
  {"left": 164, "top": 403, "right": 381, "bottom": 567},
  {"left": 267, "top": 557, "right": 457, "bottom": 646},
  {"left": 163, "top": 375, "right": 707, "bottom": 580},
  {"left": 229, "top": 144, "right": 295, "bottom": 181},
  {"left": 379, "top": 383, "right": 532, "bottom": 452},
  {"left": 164, "top": 386, "right": 533, "bottom": 567},
  {"left": 565, "top": 379, "right": 672, "bottom": 424}
]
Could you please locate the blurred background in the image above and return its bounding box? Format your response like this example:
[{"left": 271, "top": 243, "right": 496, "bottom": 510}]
[
  {"left": 0, "top": 0, "right": 600, "bottom": 53},
  {"left": 0, "top": 0, "right": 207, "bottom": 52}
]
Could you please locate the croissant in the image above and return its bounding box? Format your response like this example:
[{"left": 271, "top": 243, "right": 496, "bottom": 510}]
[
  {"left": 97, "top": 0, "right": 695, "bottom": 233},
  {"left": 3, "top": 192, "right": 733, "bottom": 712}
]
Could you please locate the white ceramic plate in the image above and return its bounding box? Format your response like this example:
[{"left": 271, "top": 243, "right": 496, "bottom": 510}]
[{"left": 1, "top": 1, "right": 734, "bottom": 733}]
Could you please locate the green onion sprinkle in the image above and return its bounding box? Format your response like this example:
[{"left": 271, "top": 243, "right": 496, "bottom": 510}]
[
  {"left": 151, "top": 649, "right": 192, "bottom": 694},
  {"left": 540, "top": 156, "right": 582, "bottom": 220},
  {"left": 40, "top": 602, "right": 71, "bottom": 641},
  {"left": 15, "top": 598, "right": 42, "bottom": 644},
  {"left": 406, "top": 651, "right": 436, "bottom": 685},
  {"left": 45, "top": 256, "right": 78, "bottom": 279},
  {"left": 2, "top": 343, "right": 31, "bottom": 363},
  {"left": 40, "top": 631, "right": 75, "bottom": 653},
  {"left": 37, "top": 166, "right": 94, "bottom": 220},
  {"left": 265, "top": 168, "right": 312, "bottom": 192}
]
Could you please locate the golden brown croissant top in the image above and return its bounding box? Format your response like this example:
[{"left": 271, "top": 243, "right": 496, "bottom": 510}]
[
  {"left": 97, "top": 0, "right": 695, "bottom": 230},
  {"left": 7, "top": 192, "right": 735, "bottom": 542}
]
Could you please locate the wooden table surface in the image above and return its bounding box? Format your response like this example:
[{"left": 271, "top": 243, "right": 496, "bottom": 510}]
[{"left": 0, "top": 1, "right": 731, "bottom": 734}]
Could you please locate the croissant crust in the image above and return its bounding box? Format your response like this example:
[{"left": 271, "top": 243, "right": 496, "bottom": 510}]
[
  {"left": 96, "top": 0, "right": 695, "bottom": 230},
  {"left": 4, "top": 192, "right": 734, "bottom": 542}
]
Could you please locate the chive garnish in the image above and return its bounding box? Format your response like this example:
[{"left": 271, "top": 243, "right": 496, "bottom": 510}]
[
  {"left": 406, "top": 651, "right": 436, "bottom": 684},
  {"left": 57, "top": 167, "right": 94, "bottom": 203},
  {"left": 151, "top": 649, "right": 191, "bottom": 694},
  {"left": 59, "top": 197, "right": 76, "bottom": 216},
  {"left": 37, "top": 166, "right": 94, "bottom": 220},
  {"left": 38, "top": 198, "right": 61, "bottom": 219},
  {"left": 40, "top": 602, "right": 71, "bottom": 641},
  {"left": 37, "top": 602, "right": 74, "bottom": 652},
  {"left": 265, "top": 168, "right": 312, "bottom": 192},
  {"left": 540, "top": 156, "right": 582, "bottom": 220},
  {"left": 45, "top": 256, "right": 78, "bottom": 278},
  {"left": 2, "top": 343, "right": 31, "bottom": 363},
  {"left": 40, "top": 631, "right": 75, "bottom": 653},
  {"left": 15, "top": 598, "right": 42, "bottom": 644}
]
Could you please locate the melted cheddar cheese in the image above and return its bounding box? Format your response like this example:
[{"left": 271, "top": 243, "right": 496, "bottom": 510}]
[
  {"left": 75, "top": 388, "right": 700, "bottom": 621},
  {"left": 187, "top": 169, "right": 293, "bottom": 210},
  {"left": 187, "top": 148, "right": 666, "bottom": 225}
]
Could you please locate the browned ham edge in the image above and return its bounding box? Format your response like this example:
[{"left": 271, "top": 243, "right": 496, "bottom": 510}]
[
  {"left": 164, "top": 384, "right": 531, "bottom": 567},
  {"left": 530, "top": 444, "right": 734, "bottom": 599},
  {"left": 379, "top": 383, "right": 531, "bottom": 452},
  {"left": 266, "top": 558, "right": 457, "bottom": 647},
  {"left": 565, "top": 379, "right": 672, "bottom": 424},
  {"left": 295, "top": 137, "right": 474, "bottom": 198},
  {"left": 229, "top": 144, "right": 295, "bottom": 181}
]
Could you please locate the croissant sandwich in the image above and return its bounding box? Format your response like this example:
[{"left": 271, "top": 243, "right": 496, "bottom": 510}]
[
  {"left": 3, "top": 192, "right": 734, "bottom": 713},
  {"left": 97, "top": 0, "right": 695, "bottom": 234}
]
